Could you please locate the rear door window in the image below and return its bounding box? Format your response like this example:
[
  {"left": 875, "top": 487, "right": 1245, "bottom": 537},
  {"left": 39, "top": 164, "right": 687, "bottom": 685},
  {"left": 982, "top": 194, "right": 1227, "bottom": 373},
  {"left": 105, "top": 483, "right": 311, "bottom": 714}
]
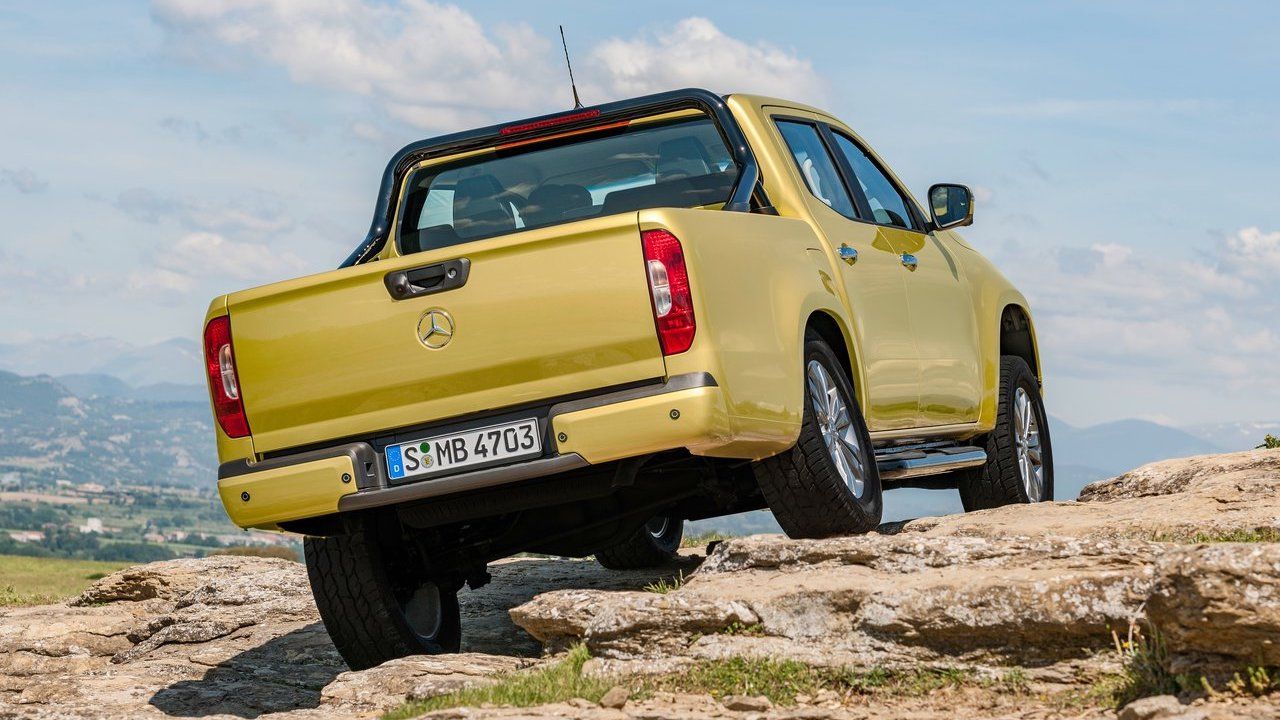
[
  {"left": 775, "top": 120, "right": 857, "bottom": 219},
  {"left": 397, "top": 116, "right": 737, "bottom": 255}
]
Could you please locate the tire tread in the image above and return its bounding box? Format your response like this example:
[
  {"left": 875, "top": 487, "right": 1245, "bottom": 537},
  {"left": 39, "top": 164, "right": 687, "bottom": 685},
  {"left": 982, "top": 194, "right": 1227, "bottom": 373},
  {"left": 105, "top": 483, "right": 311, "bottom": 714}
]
[
  {"left": 753, "top": 334, "right": 881, "bottom": 538},
  {"left": 957, "top": 355, "right": 1053, "bottom": 510},
  {"left": 304, "top": 524, "right": 459, "bottom": 670},
  {"left": 595, "top": 519, "right": 682, "bottom": 570}
]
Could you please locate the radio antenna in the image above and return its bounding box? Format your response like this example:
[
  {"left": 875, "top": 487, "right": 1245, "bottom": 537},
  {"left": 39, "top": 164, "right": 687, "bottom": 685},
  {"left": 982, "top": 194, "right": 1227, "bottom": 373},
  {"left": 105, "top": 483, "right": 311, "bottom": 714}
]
[{"left": 559, "top": 25, "right": 584, "bottom": 110}]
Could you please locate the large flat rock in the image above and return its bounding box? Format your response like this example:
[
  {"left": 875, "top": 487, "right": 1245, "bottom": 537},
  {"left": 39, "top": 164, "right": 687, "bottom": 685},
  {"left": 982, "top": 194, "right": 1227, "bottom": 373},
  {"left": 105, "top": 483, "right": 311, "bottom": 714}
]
[
  {"left": 4, "top": 449, "right": 1280, "bottom": 719},
  {"left": 896, "top": 449, "right": 1280, "bottom": 541},
  {"left": 513, "top": 534, "right": 1159, "bottom": 672},
  {"left": 0, "top": 554, "right": 682, "bottom": 718}
]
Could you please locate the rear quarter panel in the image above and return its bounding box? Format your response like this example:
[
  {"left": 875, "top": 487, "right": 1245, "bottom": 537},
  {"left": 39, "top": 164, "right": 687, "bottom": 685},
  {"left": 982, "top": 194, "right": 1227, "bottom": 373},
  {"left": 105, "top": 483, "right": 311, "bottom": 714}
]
[{"left": 642, "top": 207, "right": 855, "bottom": 459}]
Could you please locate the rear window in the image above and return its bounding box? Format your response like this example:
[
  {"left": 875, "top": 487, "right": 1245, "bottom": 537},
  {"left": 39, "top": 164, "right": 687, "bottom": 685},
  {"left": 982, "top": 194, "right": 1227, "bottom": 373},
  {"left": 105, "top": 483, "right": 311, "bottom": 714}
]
[{"left": 397, "top": 116, "right": 737, "bottom": 255}]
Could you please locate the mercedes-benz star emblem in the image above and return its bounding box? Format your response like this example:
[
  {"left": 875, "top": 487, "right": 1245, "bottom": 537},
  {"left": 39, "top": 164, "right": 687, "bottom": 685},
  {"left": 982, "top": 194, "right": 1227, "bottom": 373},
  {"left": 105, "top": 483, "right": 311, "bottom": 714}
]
[{"left": 416, "top": 309, "right": 454, "bottom": 349}]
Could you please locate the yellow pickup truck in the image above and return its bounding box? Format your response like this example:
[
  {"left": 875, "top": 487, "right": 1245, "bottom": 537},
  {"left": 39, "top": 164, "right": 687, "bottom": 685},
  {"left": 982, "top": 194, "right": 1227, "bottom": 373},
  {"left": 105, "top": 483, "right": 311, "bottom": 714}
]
[{"left": 203, "top": 89, "right": 1052, "bottom": 668}]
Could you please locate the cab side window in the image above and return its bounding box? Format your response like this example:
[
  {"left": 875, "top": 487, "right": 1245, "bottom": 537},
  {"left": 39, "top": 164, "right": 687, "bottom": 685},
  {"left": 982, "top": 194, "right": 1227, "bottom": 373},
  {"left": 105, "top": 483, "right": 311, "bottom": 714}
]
[
  {"left": 830, "top": 133, "right": 917, "bottom": 231},
  {"left": 776, "top": 120, "right": 857, "bottom": 219}
]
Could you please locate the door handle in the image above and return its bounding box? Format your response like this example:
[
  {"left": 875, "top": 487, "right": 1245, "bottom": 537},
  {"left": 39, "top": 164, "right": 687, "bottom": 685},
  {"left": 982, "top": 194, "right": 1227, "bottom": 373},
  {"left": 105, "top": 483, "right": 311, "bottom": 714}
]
[
  {"left": 838, "top": 244, "right": 858, "bottom": 265},
  {"left": 900, "top": 253, "right": 919, "bottom": 271},
  {"left": 384, "top": 258, "right": 471, "bottom": 300}
]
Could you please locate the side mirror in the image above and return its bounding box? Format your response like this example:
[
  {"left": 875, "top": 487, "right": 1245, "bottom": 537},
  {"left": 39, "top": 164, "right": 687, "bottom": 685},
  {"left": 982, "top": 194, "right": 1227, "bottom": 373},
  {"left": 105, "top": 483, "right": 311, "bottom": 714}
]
[{"left": 928, "top": 183, "right": 974, "bottom": 230}]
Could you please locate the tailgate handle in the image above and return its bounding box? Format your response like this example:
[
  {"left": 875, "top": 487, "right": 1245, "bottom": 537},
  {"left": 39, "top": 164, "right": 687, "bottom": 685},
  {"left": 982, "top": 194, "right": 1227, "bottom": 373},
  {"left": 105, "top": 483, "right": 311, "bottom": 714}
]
[{"left": 384, "top": 258, "right": 471, "bottom": 300}]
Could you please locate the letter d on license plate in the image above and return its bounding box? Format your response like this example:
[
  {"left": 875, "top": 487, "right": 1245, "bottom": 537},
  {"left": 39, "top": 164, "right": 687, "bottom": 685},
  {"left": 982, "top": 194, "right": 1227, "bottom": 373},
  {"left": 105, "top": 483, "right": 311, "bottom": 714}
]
[{"left": 385, "top": 418, "right": 541, "bottom": 482}]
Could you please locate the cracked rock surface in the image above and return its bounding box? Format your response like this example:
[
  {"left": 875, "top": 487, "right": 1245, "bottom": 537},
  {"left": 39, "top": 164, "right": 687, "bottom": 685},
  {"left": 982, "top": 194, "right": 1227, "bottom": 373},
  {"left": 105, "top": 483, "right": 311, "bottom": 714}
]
[
  {"left": 3, "top": 449, "right": 1280, "bottom": 719},
  {"left": 0, "top": 555, "right": 673, "bottom": 718}
]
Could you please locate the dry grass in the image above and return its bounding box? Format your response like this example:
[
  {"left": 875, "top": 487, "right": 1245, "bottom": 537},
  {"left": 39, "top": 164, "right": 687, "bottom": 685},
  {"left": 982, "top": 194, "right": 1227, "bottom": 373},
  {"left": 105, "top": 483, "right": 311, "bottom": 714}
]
[
  {"left": 383, "top": 647, "right": 1031, "bottom": 719},
  {"left": 210, "top": 545, "right": 300, "bottom": 562},
  {"left": 0, "top": 554, "right": 130, "bottom": 606}
]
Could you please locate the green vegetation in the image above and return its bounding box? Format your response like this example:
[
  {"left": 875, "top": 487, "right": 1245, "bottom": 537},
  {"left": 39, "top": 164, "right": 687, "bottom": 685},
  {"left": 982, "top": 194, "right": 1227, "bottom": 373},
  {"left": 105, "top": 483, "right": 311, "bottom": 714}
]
[
  {"left": 92, "top": 542, "right": 176, "bottom": 563},
  {"left": 0, "top": 489, "right": 300, "bottom": 563},
  {"left": 0, "top": 530, "right": 180, "bottom": 563},
  {"left": 718, "top": 621, "right": 767, "bottom": 636},
  {"left": 682, "top": 530, "right": 730, "bottom": 549},
  {"left": 0, "top": 554, "right": 130, "bottom": 606},
  {"left": 1104, "top": 624, "right": 1186, "bottom": 706},
  {"left": 1259, "top": 434, "right": 1280, "bottom": 450},
  {"left": 384, "top": 646, "right": 1029, "bottom": 719},
  {"left": 643, "top": 570, "right": 687, "bottom": 594},
  {"left": 1092, "top": 623, "right": 1280, "bottom": 707},
  {"left": 1221, "top": 666, "right": 1280, "bottom": 697},
  {"left": 383, "top": 645, "right": 616, "bottom": 719}
]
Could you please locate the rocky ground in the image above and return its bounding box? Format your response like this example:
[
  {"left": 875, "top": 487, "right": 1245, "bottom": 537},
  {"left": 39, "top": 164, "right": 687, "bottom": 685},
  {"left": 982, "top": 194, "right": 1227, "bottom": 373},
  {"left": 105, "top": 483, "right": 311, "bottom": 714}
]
[{"left": 2, "top": 449, "right": 1279, "bottom": 719}]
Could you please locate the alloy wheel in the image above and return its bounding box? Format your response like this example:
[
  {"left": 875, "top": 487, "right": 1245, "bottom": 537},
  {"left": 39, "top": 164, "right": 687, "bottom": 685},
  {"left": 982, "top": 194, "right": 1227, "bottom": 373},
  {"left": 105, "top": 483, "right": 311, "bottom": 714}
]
[
  {"left": 806, "top": 359, "right": 865, "bottom": 498},
  {"left": 1013, "top": 387, "right": 1045, "bottom": 501},
  {"left": 646, "top": 516, "right": 670, "bottom": 539}
]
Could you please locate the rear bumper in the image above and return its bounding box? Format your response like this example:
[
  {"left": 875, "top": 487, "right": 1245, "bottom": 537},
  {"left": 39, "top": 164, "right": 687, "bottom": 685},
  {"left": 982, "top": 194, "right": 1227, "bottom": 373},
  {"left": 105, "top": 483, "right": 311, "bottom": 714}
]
[{"left": 217, "top": 373, "right": 730, "bottom": 530}]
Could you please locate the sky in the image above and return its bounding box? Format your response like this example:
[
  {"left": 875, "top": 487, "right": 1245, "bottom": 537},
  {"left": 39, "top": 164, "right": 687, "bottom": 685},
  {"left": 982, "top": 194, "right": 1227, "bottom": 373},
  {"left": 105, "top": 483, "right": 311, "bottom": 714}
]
[{"left": 0, "top": 1, "right": 1277, "bottom": 427}]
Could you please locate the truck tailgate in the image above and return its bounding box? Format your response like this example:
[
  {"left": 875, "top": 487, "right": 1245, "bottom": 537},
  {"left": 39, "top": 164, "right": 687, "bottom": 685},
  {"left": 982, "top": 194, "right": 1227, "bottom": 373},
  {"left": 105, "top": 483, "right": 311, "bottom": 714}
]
[{"left": 227, "top": 213, "right": 664, "bottom": 454}]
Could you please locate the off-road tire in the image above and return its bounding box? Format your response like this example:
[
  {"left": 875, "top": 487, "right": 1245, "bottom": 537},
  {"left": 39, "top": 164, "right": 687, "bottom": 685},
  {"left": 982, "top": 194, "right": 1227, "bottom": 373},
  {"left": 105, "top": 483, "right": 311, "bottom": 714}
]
[
  {"left": 595, "top": 515, "right": 683, "bottom": 569},
  {"left": 304, "top": 519, "right": 461, "bottom": 670},
  {"left": 752, "top": 333, "right": 882, "bottom": 538},
  {"left": 957, "top": 355, "right": 1054, "bottom": 511}
]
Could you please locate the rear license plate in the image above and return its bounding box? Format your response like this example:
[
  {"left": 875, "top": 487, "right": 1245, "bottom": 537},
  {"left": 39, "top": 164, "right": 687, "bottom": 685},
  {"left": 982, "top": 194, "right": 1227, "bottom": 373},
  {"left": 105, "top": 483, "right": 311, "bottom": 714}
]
[{"left": 385, "top": 418, "right": 541, "bottom": 482}]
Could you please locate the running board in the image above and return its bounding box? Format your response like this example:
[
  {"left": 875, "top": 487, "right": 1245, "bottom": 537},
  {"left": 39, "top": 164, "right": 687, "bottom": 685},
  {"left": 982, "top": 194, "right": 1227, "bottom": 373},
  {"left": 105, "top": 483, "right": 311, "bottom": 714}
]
[{"left": 875, "top": 445, "right": 986, "bottom": 481}]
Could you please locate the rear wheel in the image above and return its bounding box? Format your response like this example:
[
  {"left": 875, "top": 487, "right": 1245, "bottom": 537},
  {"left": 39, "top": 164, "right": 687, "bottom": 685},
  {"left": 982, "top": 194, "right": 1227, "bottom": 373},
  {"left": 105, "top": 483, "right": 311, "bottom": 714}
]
[
  {"left": 595, "top": 515, "right": 683, "bottom": 569},
  {"left": 304, "top": 517, "right": 461, "bottom": 670},
  {"left": 958, "top": 355, "right": 1054, "bottom": 510},
  {"left": 753, "top": 333, "right": 882, "bottom": 538}
]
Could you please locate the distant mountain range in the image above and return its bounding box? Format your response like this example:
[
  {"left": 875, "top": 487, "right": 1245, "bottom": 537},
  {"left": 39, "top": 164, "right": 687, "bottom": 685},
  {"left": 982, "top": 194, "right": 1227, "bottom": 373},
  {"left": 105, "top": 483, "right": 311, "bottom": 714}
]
[
  {"left": 0, "top": 337, "right": 202, "bottom": 387},
  {"left": 0, "top": 348, "right": 1275, "bottom": 524},
  {"left": 0, "top": 371, "right": 215, "bottom": 489},
  {"left": 55, "top": 374, "right": 207, "bottom": 404},
  {"left": 1048, "top": 417, "right": 1227, "bottom": 500}
]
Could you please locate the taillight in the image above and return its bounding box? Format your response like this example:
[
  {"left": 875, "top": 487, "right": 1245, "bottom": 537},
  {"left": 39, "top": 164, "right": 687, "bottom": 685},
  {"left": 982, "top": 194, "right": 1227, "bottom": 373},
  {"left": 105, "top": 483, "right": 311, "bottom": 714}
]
[
  {"left": 203, "top": 316, "right": 250, "bottom": 438},
  {"left": 642, "top": 229, "right": 695, "bottom": 355}
]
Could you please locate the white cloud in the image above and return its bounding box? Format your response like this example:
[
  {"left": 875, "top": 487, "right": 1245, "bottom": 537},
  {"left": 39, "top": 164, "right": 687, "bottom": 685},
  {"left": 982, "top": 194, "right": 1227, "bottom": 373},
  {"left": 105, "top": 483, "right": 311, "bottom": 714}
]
[
  {"left": 157, "top": 231, "right": 305, "bottom": 281},
  {"left": 1089, "top": 242, "right": 1132, "bottom": 269},
  {"left": 126, "top": 232, "right": 306, "bottom": 297},
  {"left": 128, "top": 267, "right": 195, "bottom": 294},
  {"left": 113, "top": 188, "right": 292, "bottom": 237},
  {"left": 994, "top": 227, "right": 1280, "bottom": 393},
  {"left": 149, "top": 2, "right": 822, "bottom": 132},
  {"left": 151, "top": 0, "right": 558, "bottom": 132},
  {"left": 1, "top": 167, "right": 49, "bottom": 194},
  {"left": 589, "top": 18, "right": 824, "bottom": 103},
  {"left": 1223, "top": 226, "right": 1280, "bottom": 278}
]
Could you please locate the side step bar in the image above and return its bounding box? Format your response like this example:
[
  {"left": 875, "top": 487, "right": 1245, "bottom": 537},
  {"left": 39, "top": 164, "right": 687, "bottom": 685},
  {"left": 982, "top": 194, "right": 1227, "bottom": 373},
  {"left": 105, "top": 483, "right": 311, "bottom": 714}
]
[{"left": 875, "top": 444, "right": 986, "bottom": 481}]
